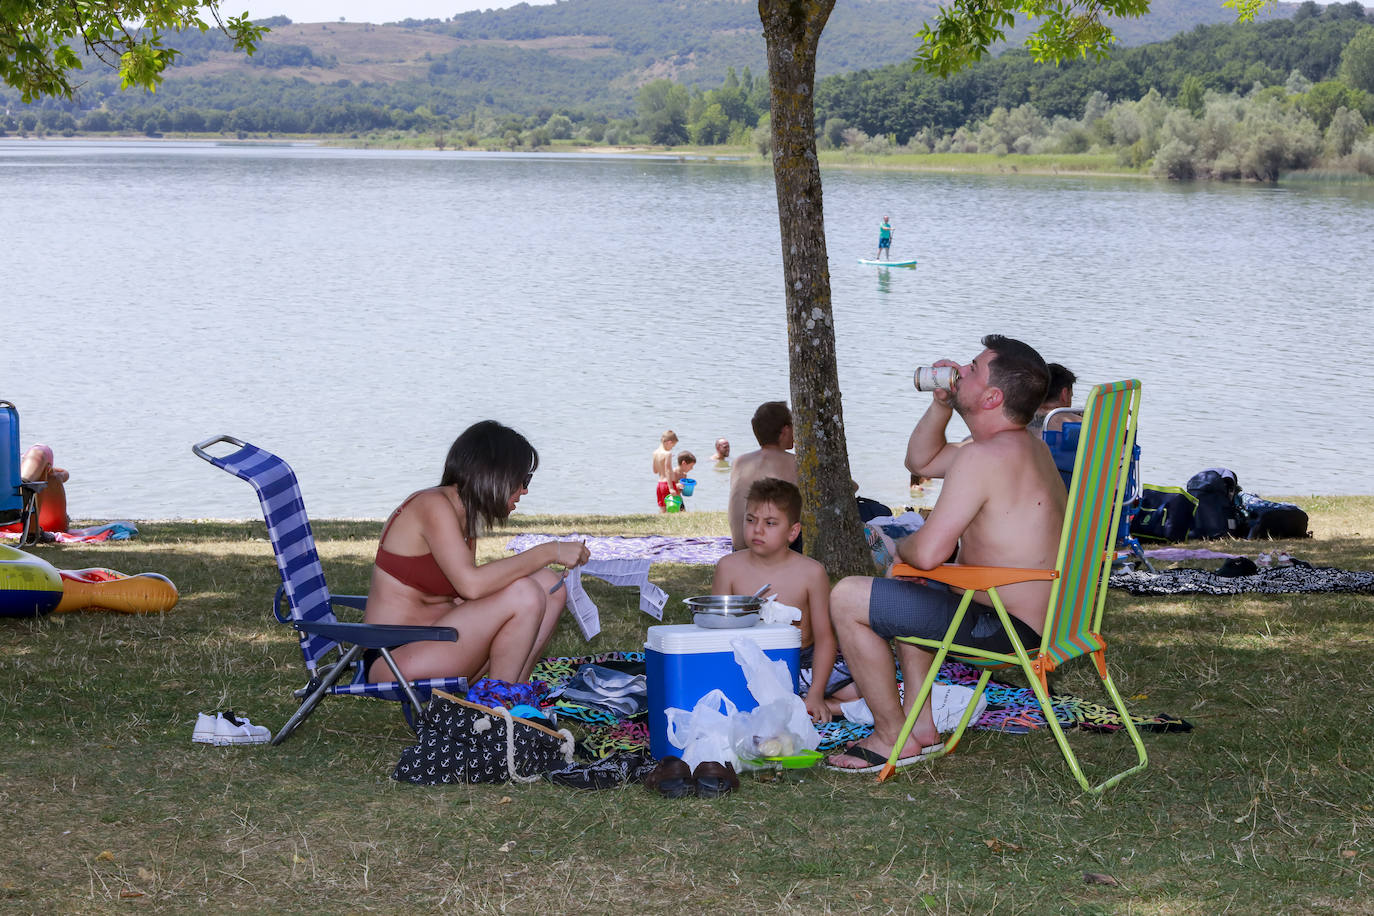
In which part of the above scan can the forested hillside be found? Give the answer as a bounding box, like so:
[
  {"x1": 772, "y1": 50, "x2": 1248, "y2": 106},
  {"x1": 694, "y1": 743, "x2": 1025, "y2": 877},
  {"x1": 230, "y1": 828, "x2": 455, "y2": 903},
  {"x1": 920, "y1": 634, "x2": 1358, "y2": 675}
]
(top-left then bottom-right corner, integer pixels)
[
  {"x1": 815, "y1": 0, "x2": 1372, "y2": 138},
  {"x1": 2, "y1": 0, "x2": 1300, "y2": 124},
  {"x1": 4, "y1": 0, "x2": 1371, "y2": 183}
]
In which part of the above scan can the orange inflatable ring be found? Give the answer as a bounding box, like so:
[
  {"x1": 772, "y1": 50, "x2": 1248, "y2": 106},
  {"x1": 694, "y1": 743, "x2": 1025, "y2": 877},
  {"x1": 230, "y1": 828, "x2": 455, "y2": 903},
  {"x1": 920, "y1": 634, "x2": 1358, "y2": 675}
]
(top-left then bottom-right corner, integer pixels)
[{"x1": 53, "y1": 568, "x2": 179, "y2": 615}]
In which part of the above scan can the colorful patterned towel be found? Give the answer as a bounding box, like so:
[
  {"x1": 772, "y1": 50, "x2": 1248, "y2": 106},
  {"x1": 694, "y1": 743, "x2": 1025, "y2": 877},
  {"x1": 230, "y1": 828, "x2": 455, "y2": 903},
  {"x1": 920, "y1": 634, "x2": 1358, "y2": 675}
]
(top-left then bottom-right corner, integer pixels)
[
  {"x1": 532, "y1": 651, "x2": 650, "y2": 757},
  {"x1": 0, "y1": 521, "x2": 138, "y2": 544},
  {"x1": 531, "y1": 653, "x2": 1190, "y2": 757},
  {"x1": 815, "y1": 661, "x2": 1191, "y2": 752},
  {"x1": 507, "y1": 533, "x2": 731, "y2": 565}
]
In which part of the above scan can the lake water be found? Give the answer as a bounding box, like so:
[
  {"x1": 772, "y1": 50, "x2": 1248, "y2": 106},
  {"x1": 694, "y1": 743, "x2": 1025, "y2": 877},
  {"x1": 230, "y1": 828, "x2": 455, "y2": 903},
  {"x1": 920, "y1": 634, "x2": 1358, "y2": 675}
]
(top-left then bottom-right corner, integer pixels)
[{"x1": 3, "y1": 139, "x2": 1370, "y2": 522}]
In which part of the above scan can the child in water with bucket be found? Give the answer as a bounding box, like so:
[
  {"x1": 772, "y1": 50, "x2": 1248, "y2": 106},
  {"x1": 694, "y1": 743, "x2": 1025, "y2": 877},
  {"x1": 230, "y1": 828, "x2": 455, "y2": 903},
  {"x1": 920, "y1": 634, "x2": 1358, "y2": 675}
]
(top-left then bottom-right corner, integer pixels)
[
  {"x1": 711, "y1": 478, "x2": 857, "y2": 722},
  {"x1": 670, "y1": 451, "x2": 697, "y2": 511}
]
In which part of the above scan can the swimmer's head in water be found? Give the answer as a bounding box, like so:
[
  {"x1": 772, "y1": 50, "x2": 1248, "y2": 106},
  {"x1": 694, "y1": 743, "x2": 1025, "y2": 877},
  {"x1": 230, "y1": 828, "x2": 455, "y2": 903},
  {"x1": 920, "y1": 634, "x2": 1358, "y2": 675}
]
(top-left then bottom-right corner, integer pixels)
[{"x1": 714, "y1": 438, "x2": 730, "y2": 458}]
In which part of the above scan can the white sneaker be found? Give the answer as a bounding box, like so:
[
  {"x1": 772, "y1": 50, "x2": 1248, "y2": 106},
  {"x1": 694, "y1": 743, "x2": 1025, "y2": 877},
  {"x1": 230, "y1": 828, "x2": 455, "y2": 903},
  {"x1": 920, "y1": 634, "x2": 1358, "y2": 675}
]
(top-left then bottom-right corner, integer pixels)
[
  {"x1": 211, "y1": 711, "x2": 272, "y2": 746},
  {"x1": 192, "y1": 712, "x2": 219, "y2": 745}
]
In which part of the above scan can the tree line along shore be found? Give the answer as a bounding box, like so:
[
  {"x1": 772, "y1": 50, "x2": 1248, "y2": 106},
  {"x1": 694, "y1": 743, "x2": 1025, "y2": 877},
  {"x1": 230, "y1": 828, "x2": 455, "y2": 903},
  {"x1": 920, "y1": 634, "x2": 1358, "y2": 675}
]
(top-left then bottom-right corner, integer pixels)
[{"x1": 3, "y1": 3, "x2": 1373, "y2": 182}]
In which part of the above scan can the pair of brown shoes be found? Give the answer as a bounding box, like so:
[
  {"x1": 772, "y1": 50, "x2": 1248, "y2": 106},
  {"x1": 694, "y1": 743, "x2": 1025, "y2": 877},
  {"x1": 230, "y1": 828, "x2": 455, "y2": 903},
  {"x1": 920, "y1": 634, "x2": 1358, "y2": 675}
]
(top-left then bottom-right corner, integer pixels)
[{"x1": 643, "y1": 756, "x2": 739, "y2": 799}]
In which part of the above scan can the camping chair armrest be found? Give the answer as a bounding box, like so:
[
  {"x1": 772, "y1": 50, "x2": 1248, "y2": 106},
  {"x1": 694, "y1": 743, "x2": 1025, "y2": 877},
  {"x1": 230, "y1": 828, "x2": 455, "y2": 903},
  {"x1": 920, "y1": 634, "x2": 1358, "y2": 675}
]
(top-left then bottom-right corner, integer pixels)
[
  {"x1": 891, "y1": 562, "x2": 1057, "y2": 591},
  {"x1": 292, "y1": 620, "x2": 458, "y2": 649},
  {"x1": 329, "y1": 594, "x2": 368, "y2": 612}
]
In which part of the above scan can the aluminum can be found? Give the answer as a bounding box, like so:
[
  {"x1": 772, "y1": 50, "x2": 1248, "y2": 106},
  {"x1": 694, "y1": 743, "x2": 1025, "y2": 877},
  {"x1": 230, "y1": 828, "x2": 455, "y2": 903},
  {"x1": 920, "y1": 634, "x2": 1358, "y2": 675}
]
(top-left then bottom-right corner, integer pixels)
[{"x1": 914, "y1": 366, "x2": 957, "y2": 393}]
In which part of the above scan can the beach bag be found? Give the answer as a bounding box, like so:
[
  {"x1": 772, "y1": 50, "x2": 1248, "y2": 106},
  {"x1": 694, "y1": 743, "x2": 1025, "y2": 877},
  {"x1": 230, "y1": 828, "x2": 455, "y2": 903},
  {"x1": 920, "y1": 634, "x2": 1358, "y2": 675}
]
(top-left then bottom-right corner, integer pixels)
[
  {"x1": 1186, "y1": 468, "x2": 1245, "y2": 539},
  {"x1": 392, "y1": 691, "x2": 574, "y2": 786},
  {"x1": 1130, "y1": 485, "x2": 1197, "y2": 542},
  {"x1": 1240, "y1": 493, "x2": 1311, "y2": 540}
]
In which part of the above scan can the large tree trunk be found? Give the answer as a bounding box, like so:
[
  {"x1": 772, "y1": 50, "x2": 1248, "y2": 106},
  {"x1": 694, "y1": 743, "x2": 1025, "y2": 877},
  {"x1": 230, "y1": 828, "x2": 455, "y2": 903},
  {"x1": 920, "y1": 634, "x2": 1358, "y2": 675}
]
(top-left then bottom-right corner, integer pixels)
[{"x1": 759, "y1": 0, "x2": 868, "y2": 578}]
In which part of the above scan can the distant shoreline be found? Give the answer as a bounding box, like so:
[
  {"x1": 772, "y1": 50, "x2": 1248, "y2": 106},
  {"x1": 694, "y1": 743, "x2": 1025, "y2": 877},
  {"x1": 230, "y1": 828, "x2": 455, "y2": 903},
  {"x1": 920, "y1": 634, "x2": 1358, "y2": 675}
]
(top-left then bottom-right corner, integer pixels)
[
  {"x1": 8, "y1": 134, "x2": 1369, "y2": 183},
  {"x1": 0, "y1": 133, "x2": 1145, "y2": 179}
]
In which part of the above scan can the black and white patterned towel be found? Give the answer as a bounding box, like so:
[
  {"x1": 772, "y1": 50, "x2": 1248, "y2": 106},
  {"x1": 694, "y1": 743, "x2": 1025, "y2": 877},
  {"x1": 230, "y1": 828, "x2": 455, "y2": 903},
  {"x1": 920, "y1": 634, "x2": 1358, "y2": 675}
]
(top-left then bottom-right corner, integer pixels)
[{"x1": 1109, "y1": 565, "x2": 1374, "y2": 596}]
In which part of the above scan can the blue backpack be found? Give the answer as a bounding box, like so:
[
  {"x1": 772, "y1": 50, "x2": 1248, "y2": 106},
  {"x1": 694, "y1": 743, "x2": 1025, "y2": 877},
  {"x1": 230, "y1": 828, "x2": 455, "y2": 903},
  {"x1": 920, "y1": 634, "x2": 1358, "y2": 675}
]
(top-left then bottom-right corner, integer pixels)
[{"x1": 1130, "y1": 484, "x2": 1197, "y2": 542}]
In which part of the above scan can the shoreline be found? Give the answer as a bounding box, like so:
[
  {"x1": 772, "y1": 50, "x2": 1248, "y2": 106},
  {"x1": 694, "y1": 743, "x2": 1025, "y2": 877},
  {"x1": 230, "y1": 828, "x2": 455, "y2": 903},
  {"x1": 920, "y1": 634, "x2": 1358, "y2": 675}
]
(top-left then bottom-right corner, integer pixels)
[
  {"x1": 8, "y1": 134, "x2": 1370, "y2": 182},
  {"x1": 56, "y1": 496, "x2": 1356, "y2": 526},
  {"x1": 0, "y1": 133, "x2": 1152, "y2": 180}
]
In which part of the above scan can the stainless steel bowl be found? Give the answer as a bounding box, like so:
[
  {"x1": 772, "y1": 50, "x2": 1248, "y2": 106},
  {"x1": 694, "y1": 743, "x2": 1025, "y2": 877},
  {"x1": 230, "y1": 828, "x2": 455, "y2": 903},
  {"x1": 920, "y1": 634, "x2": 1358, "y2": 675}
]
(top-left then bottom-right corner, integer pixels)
[
  {"x1": 684, "y1": 595, "x2": 764, "y2": 613},
  {"x1": 684, "y1": 595, "x2": 763, "y2": 628}
]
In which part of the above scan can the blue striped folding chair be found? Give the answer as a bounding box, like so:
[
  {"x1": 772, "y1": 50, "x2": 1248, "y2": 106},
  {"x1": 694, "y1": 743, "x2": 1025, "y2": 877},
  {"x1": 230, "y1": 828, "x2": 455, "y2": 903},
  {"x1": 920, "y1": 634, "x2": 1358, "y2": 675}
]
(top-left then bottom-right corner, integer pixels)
[{"x1": 193, "y1": 435, "x2": 467, "y2": 745}]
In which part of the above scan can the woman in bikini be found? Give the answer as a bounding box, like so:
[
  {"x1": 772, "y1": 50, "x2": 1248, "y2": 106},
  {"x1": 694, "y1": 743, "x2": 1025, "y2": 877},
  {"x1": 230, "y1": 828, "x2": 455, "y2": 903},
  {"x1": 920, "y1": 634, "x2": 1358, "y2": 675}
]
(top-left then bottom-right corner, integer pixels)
[{"x1": 363, "y1": 420, "x2": 590, "y2": 684}]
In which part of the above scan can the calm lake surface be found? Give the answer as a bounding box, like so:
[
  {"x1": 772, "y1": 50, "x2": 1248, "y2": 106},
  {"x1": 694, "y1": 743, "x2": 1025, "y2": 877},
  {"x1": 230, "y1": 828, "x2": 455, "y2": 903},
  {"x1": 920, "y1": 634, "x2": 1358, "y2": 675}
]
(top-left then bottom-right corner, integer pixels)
[{"x1": 3, "y1": 139, "x2": 1370, "y2": 521}]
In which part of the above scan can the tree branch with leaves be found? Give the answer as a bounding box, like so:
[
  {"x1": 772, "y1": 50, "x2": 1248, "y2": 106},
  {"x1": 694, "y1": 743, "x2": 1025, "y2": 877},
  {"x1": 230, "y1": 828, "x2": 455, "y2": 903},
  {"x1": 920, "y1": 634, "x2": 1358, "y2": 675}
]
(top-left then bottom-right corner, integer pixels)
[
  {"x1": 914, "y1": 0, "x2": 1274, "y2": 76},
  {"x1": 0, "y1": 1, "x2": 266, "y2": 102}
]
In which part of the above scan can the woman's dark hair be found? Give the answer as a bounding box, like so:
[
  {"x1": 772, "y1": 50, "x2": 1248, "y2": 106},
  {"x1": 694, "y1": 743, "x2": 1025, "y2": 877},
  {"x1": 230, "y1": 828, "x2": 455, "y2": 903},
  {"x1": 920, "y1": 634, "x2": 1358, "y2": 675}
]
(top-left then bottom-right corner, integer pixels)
[{"x1": 440, "y1": 420, "x2": 538, "y2": 538}]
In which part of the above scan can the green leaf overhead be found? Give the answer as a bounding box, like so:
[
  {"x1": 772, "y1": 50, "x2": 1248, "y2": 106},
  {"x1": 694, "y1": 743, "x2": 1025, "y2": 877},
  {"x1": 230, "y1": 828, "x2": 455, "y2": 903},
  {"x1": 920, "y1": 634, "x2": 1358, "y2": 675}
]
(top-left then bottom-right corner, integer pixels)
[{"x1": 0, "y1": 1, "x2": 266, "y2": 101}]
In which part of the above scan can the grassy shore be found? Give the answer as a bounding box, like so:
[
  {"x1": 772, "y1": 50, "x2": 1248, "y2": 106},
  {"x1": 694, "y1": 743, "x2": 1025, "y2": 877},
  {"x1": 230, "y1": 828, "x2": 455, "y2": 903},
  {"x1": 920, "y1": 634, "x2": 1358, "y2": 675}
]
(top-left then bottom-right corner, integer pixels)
[{"x1": 2, "y1": 500, "x2": 1372, "y2": 913}]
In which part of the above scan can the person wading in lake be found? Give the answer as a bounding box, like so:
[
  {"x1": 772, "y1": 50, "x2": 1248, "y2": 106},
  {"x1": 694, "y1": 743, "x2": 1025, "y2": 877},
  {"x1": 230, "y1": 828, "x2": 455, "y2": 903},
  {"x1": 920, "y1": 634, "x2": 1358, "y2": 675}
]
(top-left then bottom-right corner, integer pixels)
[{"x1": 363, "y1": 420, "x2": 589, "y2": 684}]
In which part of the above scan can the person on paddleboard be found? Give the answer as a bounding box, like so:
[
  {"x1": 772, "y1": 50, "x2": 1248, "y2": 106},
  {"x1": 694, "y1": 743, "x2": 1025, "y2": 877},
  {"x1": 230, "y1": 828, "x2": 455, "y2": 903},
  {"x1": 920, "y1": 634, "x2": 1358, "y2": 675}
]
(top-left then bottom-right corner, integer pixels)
[{"x1": 876, "y1": 216, "x2": 893, "y2": 260}]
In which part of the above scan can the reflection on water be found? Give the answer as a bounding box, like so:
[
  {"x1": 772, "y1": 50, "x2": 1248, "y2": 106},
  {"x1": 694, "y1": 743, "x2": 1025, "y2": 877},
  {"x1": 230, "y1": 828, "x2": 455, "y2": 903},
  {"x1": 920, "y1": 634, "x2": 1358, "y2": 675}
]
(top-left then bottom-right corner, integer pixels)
[
  {"x1": 875, "y1": 267, "x2": 891, "y2": 295},
  {"x1": 3, "y1": 140, "x2": 1370, "y2": 520}
]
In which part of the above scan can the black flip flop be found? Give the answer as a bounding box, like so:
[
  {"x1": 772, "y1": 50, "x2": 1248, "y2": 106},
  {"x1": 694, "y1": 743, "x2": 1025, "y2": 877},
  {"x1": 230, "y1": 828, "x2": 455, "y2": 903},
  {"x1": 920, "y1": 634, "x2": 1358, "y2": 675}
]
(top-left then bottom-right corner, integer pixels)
[{"x1": 824, "y1": 740, "x2": 943, "y2": 774}]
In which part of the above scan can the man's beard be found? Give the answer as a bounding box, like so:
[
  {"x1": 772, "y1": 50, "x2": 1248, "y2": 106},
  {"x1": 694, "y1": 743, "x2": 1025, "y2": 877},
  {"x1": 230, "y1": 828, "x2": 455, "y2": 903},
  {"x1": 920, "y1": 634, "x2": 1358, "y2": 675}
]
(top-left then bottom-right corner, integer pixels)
[{"x1": 950, "y1": 389, "x2": 971, "y2": 419}]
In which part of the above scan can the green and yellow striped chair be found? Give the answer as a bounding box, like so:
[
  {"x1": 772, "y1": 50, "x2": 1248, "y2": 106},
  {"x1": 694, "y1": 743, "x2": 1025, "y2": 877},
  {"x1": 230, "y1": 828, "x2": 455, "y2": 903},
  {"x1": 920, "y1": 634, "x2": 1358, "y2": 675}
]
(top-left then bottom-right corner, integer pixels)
[{"x1": 882, "y1": 379, "x2": 1148, "y2": 794}]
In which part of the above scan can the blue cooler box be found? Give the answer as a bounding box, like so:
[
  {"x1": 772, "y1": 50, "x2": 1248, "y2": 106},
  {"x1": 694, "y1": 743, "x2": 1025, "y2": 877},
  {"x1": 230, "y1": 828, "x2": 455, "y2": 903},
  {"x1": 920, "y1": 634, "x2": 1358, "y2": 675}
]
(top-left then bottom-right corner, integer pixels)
[{"x1": 645, "y1": 623, "x2": 801, "y2": 760}]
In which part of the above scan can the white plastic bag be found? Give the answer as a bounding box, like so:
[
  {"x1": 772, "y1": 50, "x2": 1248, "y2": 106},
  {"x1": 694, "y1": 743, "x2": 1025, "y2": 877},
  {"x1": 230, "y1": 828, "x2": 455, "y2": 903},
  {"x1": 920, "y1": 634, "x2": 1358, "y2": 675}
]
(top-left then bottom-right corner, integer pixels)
[
  {"x1": 728, "y1": 638, "x2": 820, "y2": 770},
  {"x1": 664, "y1": 689, "x2": 740, "y2": 771}
]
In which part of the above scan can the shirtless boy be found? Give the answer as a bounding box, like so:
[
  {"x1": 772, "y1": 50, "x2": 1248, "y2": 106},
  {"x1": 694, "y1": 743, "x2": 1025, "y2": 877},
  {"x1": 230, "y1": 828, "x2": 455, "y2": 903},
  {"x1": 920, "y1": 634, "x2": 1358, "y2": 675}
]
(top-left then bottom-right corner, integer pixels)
[
  {"x1": 713, "y1": 478, "x2": 848, "y2": 723},
  {"x1": 727, "y1": 402, "x2": 798, "y2": 549},
  {"x1": 652, "y1": 429, "x2": 679, "y2": 513},
  {"x1": 674, "y1": 451, "x2": 697, "y2": 509},
  {"x1": 825, "y1": 335, "x2": 1067, "y2": 772}
]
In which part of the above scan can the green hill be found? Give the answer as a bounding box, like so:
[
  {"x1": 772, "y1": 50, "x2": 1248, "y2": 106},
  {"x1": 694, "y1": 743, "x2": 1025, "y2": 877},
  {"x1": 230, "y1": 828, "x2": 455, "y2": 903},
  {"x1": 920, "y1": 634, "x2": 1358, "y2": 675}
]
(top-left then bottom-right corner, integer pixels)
[
  {"x1": 5, "y1": 0, "x2": 1366, "y2": 141},
  {"x1": 2, "y1": 0, "x2": 1308, "y2": 119}
]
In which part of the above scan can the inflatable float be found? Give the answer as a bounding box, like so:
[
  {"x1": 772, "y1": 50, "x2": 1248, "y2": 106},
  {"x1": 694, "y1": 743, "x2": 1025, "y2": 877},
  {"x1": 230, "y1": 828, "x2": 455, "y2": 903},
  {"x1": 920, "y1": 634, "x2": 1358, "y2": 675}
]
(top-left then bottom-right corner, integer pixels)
[{"x1": 0, "y1": 544, "x2": 178, "y2": 617}]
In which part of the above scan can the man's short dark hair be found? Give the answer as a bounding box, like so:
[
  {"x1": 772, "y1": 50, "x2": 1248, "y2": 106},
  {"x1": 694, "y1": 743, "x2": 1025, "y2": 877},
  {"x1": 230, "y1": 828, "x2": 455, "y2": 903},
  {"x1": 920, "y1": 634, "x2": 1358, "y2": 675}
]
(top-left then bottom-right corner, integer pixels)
[
  {"x1": 751, "y1": 401, "x2": 792, "y2": 446},
  {"x1": 746, "y1": 477, "x2": 801, "y2": 525},
  {"x1": 1046, "y1": 363, "x2": 1077, "y2": 402},
  {"x1": 982, "y1": 335, "x2": 1049, "y2": 426}
]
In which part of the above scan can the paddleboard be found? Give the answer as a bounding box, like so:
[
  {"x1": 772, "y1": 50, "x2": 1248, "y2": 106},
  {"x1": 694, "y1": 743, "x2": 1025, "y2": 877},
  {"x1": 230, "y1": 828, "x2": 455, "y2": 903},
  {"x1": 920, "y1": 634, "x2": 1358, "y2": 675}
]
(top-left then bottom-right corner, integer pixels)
[{"x1": 858, "y1": 257, "x2": 918, "y2": 267}]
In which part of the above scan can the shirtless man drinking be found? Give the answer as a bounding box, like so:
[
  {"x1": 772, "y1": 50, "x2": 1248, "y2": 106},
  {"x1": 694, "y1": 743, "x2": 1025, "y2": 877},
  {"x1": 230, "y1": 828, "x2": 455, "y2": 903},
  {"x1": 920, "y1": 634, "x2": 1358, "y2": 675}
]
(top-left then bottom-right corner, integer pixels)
[
  {"x1": 825, "y1": 335, "x2": 1067, "y2": 772},
  {"x1": 727, "y1": 401, "x2": 799, "y2": 550}
]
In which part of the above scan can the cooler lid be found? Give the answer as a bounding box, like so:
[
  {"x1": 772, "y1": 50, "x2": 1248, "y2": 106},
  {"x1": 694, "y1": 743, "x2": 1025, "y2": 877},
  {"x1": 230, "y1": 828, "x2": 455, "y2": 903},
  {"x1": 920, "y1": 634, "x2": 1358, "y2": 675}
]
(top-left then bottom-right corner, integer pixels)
[{"x1": 645, "y1": 623, "x2": 802, "y2": 653}]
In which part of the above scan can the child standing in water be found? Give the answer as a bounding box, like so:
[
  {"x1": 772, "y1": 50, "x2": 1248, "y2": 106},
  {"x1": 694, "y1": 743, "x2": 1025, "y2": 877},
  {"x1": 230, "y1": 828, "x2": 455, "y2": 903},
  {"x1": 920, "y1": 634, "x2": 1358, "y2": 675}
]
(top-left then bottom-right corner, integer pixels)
[
  {"x1": 673, "y1": 451, "x2": 697, "y2": 510},
  {"x1": 652, "y1": 429, "x2": 680, "y2": 513}
]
